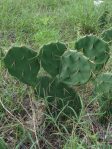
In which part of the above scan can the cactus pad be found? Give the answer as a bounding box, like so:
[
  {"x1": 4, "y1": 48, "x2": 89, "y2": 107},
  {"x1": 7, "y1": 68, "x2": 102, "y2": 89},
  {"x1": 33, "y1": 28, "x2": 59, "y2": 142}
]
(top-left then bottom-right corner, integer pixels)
[
  {"x1": 101, "y1": 28, "x2": 112, "y2": 43},
  {"x1": 4, "y1": 46, "x2": 40, "y2": 86},
  {"x1": 94, "y1": 73, "x2": 112, "y2": 94},
  {"x1": 39, "y1": 42, "x2": 67, "y2": 77},
  {"x1": 75, "y1": 35, "x2": 110, "y2": 71},
  {"x1": 35, "y1": 76, "x2": 82, "y2": 117},
  {"x1": 59, "y1": 50, "x2": 94, "y2": 86}
]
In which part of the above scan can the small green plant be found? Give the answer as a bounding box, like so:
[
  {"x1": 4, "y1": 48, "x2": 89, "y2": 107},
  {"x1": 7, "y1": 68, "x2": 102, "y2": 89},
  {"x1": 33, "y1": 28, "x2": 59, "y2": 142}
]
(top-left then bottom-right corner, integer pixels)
[{"x1": 3, "y1": 34, "x2": 111, "y2": 122}]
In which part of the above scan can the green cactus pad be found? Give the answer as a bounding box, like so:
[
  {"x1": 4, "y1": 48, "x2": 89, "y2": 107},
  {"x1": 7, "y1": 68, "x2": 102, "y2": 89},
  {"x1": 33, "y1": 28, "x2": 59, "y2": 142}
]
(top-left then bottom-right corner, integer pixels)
[
  {"x1": 101, "y1": 28, "x2": 112, "y2": 43},
  {"x1": 0, "y1": 138, "x2": 8, "y2": 149},
  {"x1": 35, "y1": 76, "x2": 54, "y2": 99},
  {"x1": 39, "y1": 42, "x2": 67, "y2": 77},
  {"x1": 75, "y1": 35, "x2": 110, "y2": 70},
  {"x1": 94, "y1": 73, "x2": 112, "y2": 94},
  {"x1": 35, "y1": 76, "x2": 82, "y2": 117},
  {"x1": 4, "y1": 46, "x2": 40, "y2": 86},
  {"x1": 59, "y1": 50, "x2": 94, "y2": 86}
]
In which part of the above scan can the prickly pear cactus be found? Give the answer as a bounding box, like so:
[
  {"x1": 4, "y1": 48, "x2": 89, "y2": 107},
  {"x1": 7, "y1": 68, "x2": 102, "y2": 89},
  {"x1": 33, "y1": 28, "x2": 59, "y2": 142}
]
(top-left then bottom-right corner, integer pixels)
[
  {"x1": 101, "y1": 28, "x2": 112, "y2": 43},
  {"x1": 59, "y1": 50, "x2": 94, "y2": 86},
  {"x1": 75, "y1": 35, "x2": 110, "y2": 71},
  {"x1": 4, "y1": 46, "x2": 40, "y2": 86},
  {"x1": 0, "y1": 138, "x2": 8, "y2": 149},
  {"x1": 94, "y1": 73, "x2": 112, "y2": 123},
  {"x1": 35, "y1": 76, "x2": 82, "y2": 117},
  {"x1": 39, "y1": 42, "x2": 67, "y2": 77}
]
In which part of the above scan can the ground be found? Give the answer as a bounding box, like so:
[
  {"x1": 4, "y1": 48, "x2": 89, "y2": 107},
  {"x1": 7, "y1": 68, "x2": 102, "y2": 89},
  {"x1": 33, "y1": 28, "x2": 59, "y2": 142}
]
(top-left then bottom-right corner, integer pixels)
[{"x1": 0, "y1": 0, "x2": 112, "y2": 148}]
